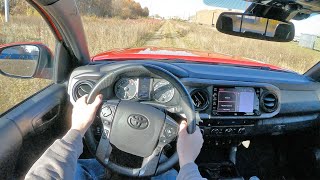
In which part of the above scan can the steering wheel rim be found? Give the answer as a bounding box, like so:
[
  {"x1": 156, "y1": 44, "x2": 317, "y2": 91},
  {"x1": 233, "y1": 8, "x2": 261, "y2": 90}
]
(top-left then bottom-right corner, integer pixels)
[{"x1": 84, "y1": 64, "x2": 196, "y2": 177}]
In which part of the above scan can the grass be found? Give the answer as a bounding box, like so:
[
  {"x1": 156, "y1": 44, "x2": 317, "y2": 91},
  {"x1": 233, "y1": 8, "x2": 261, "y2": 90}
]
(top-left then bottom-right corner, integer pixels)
[
  {"x1": 0, "y1": 15, "x2": 56, "y2": 49},
  {"x1": 0, "y1": 15, "x2": 163, "y2": 114},
  {"x1": 82, "y1": 16, "x2": 163, "y2": 55},
  {"x1": 172, "y1": 21, "x2": 320, "y2": 73},
  {"x1": 0, "y1": 76, "x2": 51, "y2": 115},
  {"x1": 0, "y1": 60, "x2": 50, "y2": 115}
]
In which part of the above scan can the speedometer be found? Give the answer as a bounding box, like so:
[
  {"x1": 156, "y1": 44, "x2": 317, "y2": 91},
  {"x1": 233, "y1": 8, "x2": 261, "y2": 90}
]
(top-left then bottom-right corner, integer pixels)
[
  {"x1": 153, "y1": 80, "x2": 175, "y2": 103},
  {"x1": 114, "y1": 78, "x2": 137, "y2": 100}
]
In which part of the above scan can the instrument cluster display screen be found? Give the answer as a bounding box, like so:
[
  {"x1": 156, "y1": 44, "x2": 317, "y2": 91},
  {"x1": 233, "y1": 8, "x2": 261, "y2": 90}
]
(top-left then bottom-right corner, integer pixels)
[
  {"x1": 216, "y1": 87, "x2": 255, "y2": 113},
  {"x1": 138, "y1": 78, "x2": 151, "y2": 100}
]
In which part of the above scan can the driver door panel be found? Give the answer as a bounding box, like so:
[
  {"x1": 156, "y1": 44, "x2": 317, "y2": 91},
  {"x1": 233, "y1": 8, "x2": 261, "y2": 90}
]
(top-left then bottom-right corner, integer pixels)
[{"x1": 0, "y1": 84, "x2": 68, "y2": 179}]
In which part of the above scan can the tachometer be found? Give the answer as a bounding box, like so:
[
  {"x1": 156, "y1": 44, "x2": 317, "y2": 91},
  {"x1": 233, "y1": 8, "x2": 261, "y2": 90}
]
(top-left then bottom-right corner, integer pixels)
[
  {"x1": 114, "y1": 78, "x2": 137, "y2": 100},
  {"x1": 153, "y1": 80, "x2": 175, "y2": 103}
]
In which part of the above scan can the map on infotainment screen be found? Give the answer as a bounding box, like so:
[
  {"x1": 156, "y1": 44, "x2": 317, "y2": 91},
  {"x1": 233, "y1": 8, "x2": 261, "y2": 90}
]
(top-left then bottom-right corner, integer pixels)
[{"x1": 217, "y1": 87, "x2": 255, "y2": 113}]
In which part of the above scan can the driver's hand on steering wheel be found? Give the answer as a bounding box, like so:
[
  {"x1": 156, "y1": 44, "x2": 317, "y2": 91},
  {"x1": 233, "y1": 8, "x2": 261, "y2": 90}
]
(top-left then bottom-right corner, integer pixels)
[
  {"x1": 71, "y1": 94, "x2": 103, "y2": 137},
  {"x1": 177, "y1": 121, "x2": 204, "y2": 168}
]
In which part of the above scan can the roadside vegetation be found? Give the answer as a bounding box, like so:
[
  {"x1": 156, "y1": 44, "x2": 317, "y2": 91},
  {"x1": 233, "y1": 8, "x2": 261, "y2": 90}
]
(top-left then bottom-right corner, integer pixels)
[
  {"x1": 83, "y1": 17, "x2": 163, "y2": 55},
  {"x1": 171, "y1": 21, "x2": 320, "y2": 73},
  {"x1": 0, "y1": 15, "x2": 162, "y2": 114}
]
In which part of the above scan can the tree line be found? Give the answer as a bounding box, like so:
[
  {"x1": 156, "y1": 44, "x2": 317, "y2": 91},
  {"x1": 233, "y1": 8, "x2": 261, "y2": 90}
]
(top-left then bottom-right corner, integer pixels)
[{"x1": 0, "y1": 0, "x2": 149, "y2": 19}]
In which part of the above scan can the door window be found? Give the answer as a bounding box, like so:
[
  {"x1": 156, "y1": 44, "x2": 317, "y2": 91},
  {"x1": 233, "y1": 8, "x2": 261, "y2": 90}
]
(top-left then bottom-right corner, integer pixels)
[{"x1": 0, "y1": 2, "x2": 55, "y2": 115}]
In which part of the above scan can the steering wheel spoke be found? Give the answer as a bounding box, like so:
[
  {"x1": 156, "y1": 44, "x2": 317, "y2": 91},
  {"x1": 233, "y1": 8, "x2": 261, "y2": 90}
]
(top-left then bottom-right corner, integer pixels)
[
  {"x1": 96, "y1": 135, "x2": 113, "y2": 163},
  {"x1": 95, "y1": 100, "x2": 119, "y2": 163},
  {"x1": 139, "y1": 147, "x2": 163, "y2": 176},
  {"x1": 139, "y1": 116, "x2": 178, "y2": 176}
]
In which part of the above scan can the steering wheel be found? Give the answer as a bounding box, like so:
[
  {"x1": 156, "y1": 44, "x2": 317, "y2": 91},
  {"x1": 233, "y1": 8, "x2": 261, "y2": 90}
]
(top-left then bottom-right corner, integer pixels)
[{"x1": 84, "y1": 64, "x2": 196, "y2": 177}]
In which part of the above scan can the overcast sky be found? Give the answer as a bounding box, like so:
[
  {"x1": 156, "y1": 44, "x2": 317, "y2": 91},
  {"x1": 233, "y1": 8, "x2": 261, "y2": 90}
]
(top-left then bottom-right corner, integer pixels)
[
  {"x1": 292, "y1": 15, "x2": 320, "y2": 36},
  {"x1": 135, "y1": 0, "x2": 249, "y2": 18},
  {"x1": 135, "y1": 0, "x2": 218, "y2": 19}
]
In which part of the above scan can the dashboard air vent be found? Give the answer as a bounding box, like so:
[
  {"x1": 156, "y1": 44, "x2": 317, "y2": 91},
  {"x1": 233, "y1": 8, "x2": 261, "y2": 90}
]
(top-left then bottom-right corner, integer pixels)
[
  {"x1": 261, "y1": 92, "x2": 278, "y2": 113},
  {"x1": 191, "y1": 89, "x2": 209, "y2": 110},
  {"x1": 73, "y1": 81, "x2": 94, "y2": 101}
]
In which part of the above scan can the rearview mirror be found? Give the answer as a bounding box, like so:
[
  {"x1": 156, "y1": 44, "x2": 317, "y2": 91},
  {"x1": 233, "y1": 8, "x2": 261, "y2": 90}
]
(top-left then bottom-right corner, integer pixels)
[
  {"x1": 0, "y1": 43, "x2": 53, "y2": 78},
  {"x1": 216, "y1": 12, "x2": 295, "y2": 42}
]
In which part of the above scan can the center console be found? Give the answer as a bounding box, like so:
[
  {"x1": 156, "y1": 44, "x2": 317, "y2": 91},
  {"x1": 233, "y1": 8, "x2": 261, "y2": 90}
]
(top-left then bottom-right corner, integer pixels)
[
  {"x1": 186, "y1": 82, "x2": 282, "y2": 179},
  {"x1": 198, "y1": 162, "x2": 243, "y2": 180},
  {"x1": 186, "y1": 82, "x2": 281, "y2": 141},
  {"x1": 197, "y1": 146, "x2": 244, "y2": 180}
]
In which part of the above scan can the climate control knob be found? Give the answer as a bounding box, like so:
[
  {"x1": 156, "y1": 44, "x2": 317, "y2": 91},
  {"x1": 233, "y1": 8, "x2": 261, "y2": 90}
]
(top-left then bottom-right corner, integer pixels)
[
  {"x1": 238, "y1": 128, "x2": 246, "y2": 134},
  {"x1": 200, "y1": 129, "x2": 204, "y2": 135},
  {"x1": 211, "y1": 128, "x2": 220, "y2": 134},
  {"x1": 225, "y1": 128, "x2": 233, "y2": 134}
]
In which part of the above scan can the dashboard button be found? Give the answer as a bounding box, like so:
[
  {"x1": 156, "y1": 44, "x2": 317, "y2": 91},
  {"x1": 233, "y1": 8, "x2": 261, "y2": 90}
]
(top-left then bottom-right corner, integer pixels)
[
  {"x1": 225, "y1": 128, "x2": 233, "y2": 133},
  {"x1": 216, "y1": 120, "x2": 223, "y2": 125},
  {"x1": 238, "y1": 128, "x2": 246, "y2": 134},
  {"x1": 254, "y1": 109, "x2": 261, "y2": 116},
  {"x1": 211, "y1": 128, "x2": 220, "y2": 134}
]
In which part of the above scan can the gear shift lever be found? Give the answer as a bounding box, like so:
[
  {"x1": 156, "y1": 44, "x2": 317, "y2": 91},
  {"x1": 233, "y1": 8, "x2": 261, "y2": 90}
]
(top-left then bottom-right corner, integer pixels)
[{"x1": 229, "y1": 146, "x2": 237, "y2": 164}]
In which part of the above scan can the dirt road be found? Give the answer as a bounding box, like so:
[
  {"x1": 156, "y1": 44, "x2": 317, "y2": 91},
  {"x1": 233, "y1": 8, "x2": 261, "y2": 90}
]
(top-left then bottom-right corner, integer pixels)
[{"x1": 145, "y1": 21, "x2": 187, "y2": 48}]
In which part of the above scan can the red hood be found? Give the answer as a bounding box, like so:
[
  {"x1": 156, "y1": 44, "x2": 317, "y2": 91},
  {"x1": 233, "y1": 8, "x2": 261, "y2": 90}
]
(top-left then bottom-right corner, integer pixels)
[{"x1": 92, "y1": 47, "x2": 284, "y2": 71}]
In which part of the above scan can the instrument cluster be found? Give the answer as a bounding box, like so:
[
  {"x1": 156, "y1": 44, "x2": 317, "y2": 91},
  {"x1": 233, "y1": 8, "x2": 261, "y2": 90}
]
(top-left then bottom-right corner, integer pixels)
[{"x1": 114, "y1": 77, "x2": 175, "y2": 103}]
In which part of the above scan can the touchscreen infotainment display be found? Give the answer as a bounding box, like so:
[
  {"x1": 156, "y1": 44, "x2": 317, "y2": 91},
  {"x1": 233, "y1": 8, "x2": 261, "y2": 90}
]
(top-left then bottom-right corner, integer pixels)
[{"x1": 216, "y1": 87, "x2": 255, "y2": 113}]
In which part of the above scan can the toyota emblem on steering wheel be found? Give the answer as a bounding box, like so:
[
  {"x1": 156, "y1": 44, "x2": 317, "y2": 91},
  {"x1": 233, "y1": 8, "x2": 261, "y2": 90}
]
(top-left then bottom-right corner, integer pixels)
[{"x1": 127, "y1": 114, "x2": 149, "y2": 130}]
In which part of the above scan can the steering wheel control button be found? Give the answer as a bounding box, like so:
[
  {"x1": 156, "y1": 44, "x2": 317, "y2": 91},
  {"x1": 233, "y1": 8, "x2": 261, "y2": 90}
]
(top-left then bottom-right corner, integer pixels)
[
  {"x1": 103, "y1": 120, "x2": 111, "y2": 126},
  {"x1": 164, "y1": 126, "x2": 176, "y2": 138},
  {"x1": 102, "y1": 129, "x2": 109, "y2": 139},
  {"x1": 159, "y1": 120, "x2": 179, "y2": 145},
  {"x1": 101, "y1": 106, "x2": 112, "y2": 117},
  {"x1": 159, "y1": 136, "x2": 167, "y2": 143},
  {"x1": 127, "y1": 114, "x2": 149, "y2": 130},
  {"x1": 100, "y1": 106, "x2": 114, "y2": 122},
  {"x1": 100, "y1": 102, "x2": 119, "y2": 129}
]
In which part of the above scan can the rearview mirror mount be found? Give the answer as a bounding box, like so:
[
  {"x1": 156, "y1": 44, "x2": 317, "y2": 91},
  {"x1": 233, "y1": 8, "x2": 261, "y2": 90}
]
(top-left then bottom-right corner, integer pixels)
[{"x1": 216, "y1": 12, "x2": 295, "y2": 42}]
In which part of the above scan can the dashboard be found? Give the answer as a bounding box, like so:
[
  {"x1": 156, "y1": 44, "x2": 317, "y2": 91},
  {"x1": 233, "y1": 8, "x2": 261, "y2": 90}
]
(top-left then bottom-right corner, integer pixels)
[
  {"x1": 72, "y1": 77, "x2": 180, "y2": 108},
  {"x1": 68, "y1": 61, "x2": 320, "y2": 145}
]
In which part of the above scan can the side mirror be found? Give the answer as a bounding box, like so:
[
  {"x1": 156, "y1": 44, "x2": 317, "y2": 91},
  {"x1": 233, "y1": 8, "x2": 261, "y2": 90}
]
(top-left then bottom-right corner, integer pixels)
[
  {"x1": 0, "y1": 43, "x2": 53, "y2": 79},
  {"x1": 217, "y1": 12, "x2": 295, "y2": 42}
]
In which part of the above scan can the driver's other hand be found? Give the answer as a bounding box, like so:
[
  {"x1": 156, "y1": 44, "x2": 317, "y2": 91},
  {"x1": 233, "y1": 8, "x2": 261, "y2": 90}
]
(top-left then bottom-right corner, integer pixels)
[
  {"x1": 71, "y1": 94, "x2": 103, "y2": 137},
  {"x1": 177, "y1": 120, "x2": 204, "y2": 168}
]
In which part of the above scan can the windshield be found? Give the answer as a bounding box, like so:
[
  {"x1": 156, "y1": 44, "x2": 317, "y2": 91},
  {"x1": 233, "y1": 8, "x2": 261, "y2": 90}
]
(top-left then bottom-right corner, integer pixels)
[{"x1": 77, "y1": 0, "x2": 320, "y2": 74}]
